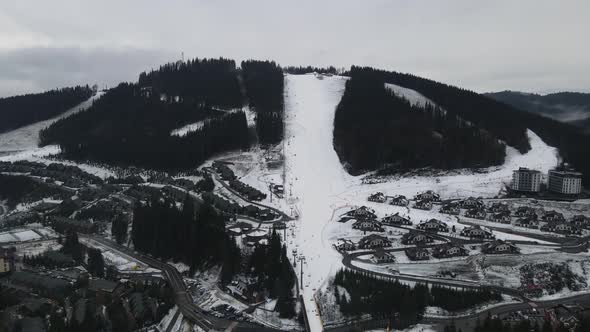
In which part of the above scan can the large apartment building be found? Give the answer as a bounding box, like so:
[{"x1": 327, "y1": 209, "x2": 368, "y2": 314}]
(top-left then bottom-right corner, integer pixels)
[
  {"x1": 548, "y1": 169, "x2": 583, "y2": 194},
  {"x1": 512, "y1": 167, "x2": 541, "y2": 192}
]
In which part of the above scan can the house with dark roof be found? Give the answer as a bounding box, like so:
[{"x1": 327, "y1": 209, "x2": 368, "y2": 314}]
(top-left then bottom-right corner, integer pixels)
[
  {"x1": 460, "y1": 225, "x2": 494, "y2": 239},
  {"x1": 542, "y1": 210, "x2": 565, "y2": 222},
  {"x1": 432, "y1": 243, "x2": 468, "y2": 258},
  {"x1": 381, "y1": 213, "x2": 411, "y2": 226},
  {"x1": 488, "y1": 211, "x2": 511, "y2": 224},
  {"x1": 368, "y1": 192, "x2": 387, "y2": 203},
  {"x1": 487, "y1": 202, "x2": 509, "y2": 213},
  {"x1": 572, "y1": 215, "x2": 590, "y2": 229},
  {"x1": 465, "y1": 208, "x2": 486, "y2": 220},
  {"x1": 345, "y1": 206, "x2": 377, "y2": 219},
  {"x1": 413, "y1": 200, "x2": 433, "y2": 211},
  {"x1": 416, "y1": 219, "x2": 448, "y2": 232},
  {"x1": 352, "y1": 219, "x2": 384, "y2": 232},
  {"x1": 440, "y1": 203, "x2": 460, "y2": 215},
  {"x1": 390, "y1": 195, "x2": 409, "y2": 206},
  {"x1": 405, "y1": 247, "x2": 430, "y2": 261},
  {"x1": 481, "y1": 240, "x2": 520, "y2": 254},
  {"x1": 515, "y1": 216, "x2": 539, "y2": 229},
  {"x1": 458, "y1": 197, "x2": 484, "y2": 209},
  {"x1": 541, "y1": 221, "x2": 581, "y2": 235},
  {"x1": 414, "y1": 190, "x2": 440, "y2": 202},
  {"x1": 515, "y1": 206, "x2": 537, "y2": 218},
  {"x1": 334, "y1": 239, "x2": 356, "y2": 251},
  {"x1": 371, "y1": 249, "x2": 395, "y2": 264},
  {"x1": 401, "y1": 231, "x2": 434, "y2": 245},
  {"x1": 358, "y1": 234, "x2": 391, "y2": 249}
]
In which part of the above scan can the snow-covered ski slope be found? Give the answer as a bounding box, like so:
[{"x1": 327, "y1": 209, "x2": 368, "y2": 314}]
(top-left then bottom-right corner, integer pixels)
[
  {"x1": 0, "y1": 92, "x2": 103, "y2": 153},
  {"x1": 284, "y1": 73, "x2": 354, "y2": 331},
  {"x1": 385, "y1": 82, "x2": 438, "y2": 108},
  {"x1": 284, "y1": 73, "x2": 559, "y2": 330}
]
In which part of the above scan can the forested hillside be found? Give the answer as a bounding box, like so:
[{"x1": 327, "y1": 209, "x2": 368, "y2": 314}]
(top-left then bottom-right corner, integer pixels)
[
  {"x1": 346, "y1": 67, "x2": 590, "y2": 185},
  {"x1": 39, "y1": 58, "x2": 250, "y2": 170},
  {"x1": 241, "y1": 60, "x2": 284, "y2": 144},
  {"x1": 333, "y1": 69, "x2": 506, "y2": 174},
  {"x1": 0, "y1": 86, "x2": 93, "y2": 133}
]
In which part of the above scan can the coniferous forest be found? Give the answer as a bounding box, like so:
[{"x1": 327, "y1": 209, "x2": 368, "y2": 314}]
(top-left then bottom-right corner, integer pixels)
[
  {"x1": 333, "y1": 269, "x2": 501, "y2": 329},
  {"x1": 39, "y1": 58, "x2": 252, "y2": 170},
  {"x1": 346, "y1": 66, "x2": 590, "y2": 185},
  {"x1": 131, "y1": 195, "x2": 241, "y2": 281},
  {"x1": 241, "y1": 60, "x2": 285, "y2": 144},
  {"x1": 0, "y1": 85, "x2": 93, "y2": 133},
  {"x1": 333, "y1": 69, "x2": 506, "y2": 174}
]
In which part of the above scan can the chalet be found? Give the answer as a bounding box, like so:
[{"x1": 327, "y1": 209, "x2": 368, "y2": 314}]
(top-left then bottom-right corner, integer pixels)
[
  {"x1": 481, "y1": 240, "x2": 520, "y2": 254},
  {"x1": 487, "y1": 202, "x2": 509, "y2": 213},
  {"x1": 572, "y1": 215, "x2": 590, "y2": 229},
  {"x1": 515, "y1": 206, "x2": 537, "y2": 218},
  {"x1": 368, "y1": 192, "x2": 387, "y2": 203},
  {"x1": 243, "y1": 229, "x2": 268, "y2": 246},
  {"x1": 515, "y1": 216, "x2": 539, "y2": 229},
  {"x1": 334, "y1": 239, "x2": 356, "y2": 251},
  {"x1": 390, "y1": 195, "x2": 409, "y2": 206},
  {"x1": 541, "y1": 222, "x2": 580, "y2": 235},
  {"x1": 405, "y1": 247, "x2": 430, "y2": 261},
  {"x1": 465, "y1": 208, "x2": 486, "y2": 220},
  {"x1": 401, "y1": 231, "x2": 434, "y2": 245},
  {"x1": 488, "y1": 211, "x2": 511, "y2": 224},
  {"x1": 352, "y1": 219, "x2": 384, "y2": 232},
  {"x1": 440, "y1": 203, "x2": 460, "y2": 215},
  {"x1": 371, "y1": 249, "x2": 396, "y2": 264},
  {"x1": 413, "y1": 200, "x2": 433, "y2": 211},
  {"x1": 432, "y1": 243, "x2": 468, "y2": 258},
  {"x1": 381, "y1": 213, "x2": 412, "y2": 226},
  {"x1": 460, "y1": 225, "x2": 493, "y2": 239},
  {"x1": 414, "y1": 190, "x2": 440, "y2": 202},
  {"x1": 345, "y1": 206, "x2": 377, "y2": 220},
  {"x1": 416, "y1": 219, "x2": 449, "y2": 232},
  {"x1": 458, "y1": 197, "x2": 484, "y2": 209},
  {"x1": 358, "y1": 234, "x2": 391, "y2": 249},
  {"x1": 541, "y1": 210, "x2": 565, "y2": 222}
]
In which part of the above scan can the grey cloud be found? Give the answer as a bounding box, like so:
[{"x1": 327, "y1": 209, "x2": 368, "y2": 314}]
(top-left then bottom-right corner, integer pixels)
[{"x1": 0, "y1": 47, "x2": 174, "y2": 97}]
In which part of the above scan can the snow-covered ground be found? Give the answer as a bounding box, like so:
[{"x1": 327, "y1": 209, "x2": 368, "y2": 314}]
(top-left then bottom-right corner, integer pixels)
[
  {"x1": 385, "y1": 83, "x2": 438, "y2": 109},
  {"x1": 170, "y1": 121, "x2": 206, "y2": 137},
  {"x1": 283, "y1": 73, "x2": 350, "y2": 331},
  {"x1": 0, "y1": 92, "x2": 103, "y2": 153},
  {"x1": 282, "y1": 73, "x2": 566, "y2": 330}
]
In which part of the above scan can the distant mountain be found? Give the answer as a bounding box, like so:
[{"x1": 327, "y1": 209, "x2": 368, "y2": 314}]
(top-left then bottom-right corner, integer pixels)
[{"x1": 485, "y1": 91, "x2": 590, "y2": 133}]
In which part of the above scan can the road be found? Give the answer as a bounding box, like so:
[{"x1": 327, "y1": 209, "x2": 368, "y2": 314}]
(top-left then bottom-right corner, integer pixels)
[
  {"x1": 83, "y1": 235, "x2": 284, "y2": 332},
  {"x1": 205, "y1": 168, "x2": 293, "y2": 223}
]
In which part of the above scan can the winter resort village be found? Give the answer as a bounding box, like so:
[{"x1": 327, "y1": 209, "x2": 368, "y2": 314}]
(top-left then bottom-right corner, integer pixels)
[{"x1": 1, "y1": 63, "x2": 590, "y2": 332}]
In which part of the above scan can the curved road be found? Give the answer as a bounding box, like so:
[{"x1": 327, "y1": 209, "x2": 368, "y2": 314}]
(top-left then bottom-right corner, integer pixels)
[{"x1": 84, "y1": 235, "x2": 284, "y2": 332}]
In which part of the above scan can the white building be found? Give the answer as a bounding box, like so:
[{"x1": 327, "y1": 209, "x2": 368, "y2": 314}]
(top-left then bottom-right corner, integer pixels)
[
  {"x1": 548, "y1": 169, "x2": 582, "y2": 195},
  {"x1": 511, "y1": 167, "x2": 541, "y2": 192}
]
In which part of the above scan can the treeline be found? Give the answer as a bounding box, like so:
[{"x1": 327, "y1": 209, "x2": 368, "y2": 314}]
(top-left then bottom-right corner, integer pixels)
[
  {"x1": 334, "y1": 269, "x2": 501, "y2": 329},
  {"x1": 284, "y1": 65, "x2": 339, "y2": 75},
  {"x1": 353, "y1": 66, "x2": 590, "y2": 186},
  {"x1": 248, "y1": 229, "x2": 296, "y2": 317},
  {"x1": 241, "y1": 60, "x2": 284, "y2": 144},
  {"x1": 445, "y1": 312, "x2": 590, "y2": 332},
  {"x1": 0, "y1": 174, "x2": 70, "y2": 209},
  {"x1": 131, "y1": 196, "x2": 241, "y2": 280},
  {"x1": 138, "y1": 57, "x2": 243, "y2": 109},
  {"x1": 333, "y1": 70, "x2": 505, "y2": 174},
  {"x1": 0, "y1": 85, "x2": 93, "y2": 133},
  {"x1": 39, "y1": 82, "x2": 249, "y2": 170}
]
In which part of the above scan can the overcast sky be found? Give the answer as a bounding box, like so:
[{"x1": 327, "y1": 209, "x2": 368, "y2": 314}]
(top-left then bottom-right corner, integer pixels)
[{"x1": 0, "y1": 0, "x2": 588, "y2": 97}]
